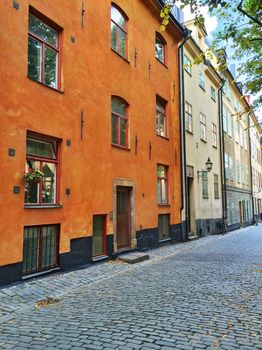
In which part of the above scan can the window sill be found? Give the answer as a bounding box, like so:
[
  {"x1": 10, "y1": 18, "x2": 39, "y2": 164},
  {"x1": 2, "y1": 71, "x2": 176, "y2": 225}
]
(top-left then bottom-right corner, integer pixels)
[
  {"x1": 199, "y1": 85, "x2": 205, "y2": 92},
  {"x1": 212, "y1": 145, "x2": 218, "y2": 149},
  {"x1": 92, "y1": 255, "x2": 108, "y2": 262},
  {"x1": 22, "y1": 267, "x2": 60, "y2": 279},
  {"x1": 27, "y1": 76, "x2": 63, "y2": 93},
  {"x1": 111, "y1": 143, "x2": 130, "y2": 151},
  {"x1": 202, "y1": 196, "x2": 209, "y2": 199},
  {"x1": 158, "y1": 237, "x2": 171, "y2": 243},
  {"x1": 24, "y1": 204, "x2": 63, "y2": 209},
  {"x1": 211, "y1": 97, "x2": 216, "y2": 102},
  {"x1": 111, "y1": 48, "x2": 130, "y2": 64},
  {"x1": 158, "y1": 203, "x2": 170, "y2": 207},
  {"x1": 200, "y1": 138, "x2": 207, "y2": 143},
  {"x1": 214, "y1": 197, "x2": 220, "y2": 199},
  {"x1": 155, "y1": 57, "x2": 168, "y2": 69},
  {"x1": 156, "y1": 133, "x2": 169, "y2": 140},
  {"x1": 186, "y1": 129, "x2": 193, "y2": 135}
]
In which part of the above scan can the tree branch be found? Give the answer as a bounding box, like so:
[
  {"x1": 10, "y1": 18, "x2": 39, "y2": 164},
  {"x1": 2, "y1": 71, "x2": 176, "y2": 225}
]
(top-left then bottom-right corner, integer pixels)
[{"x1": 237, "y1": 0, "x2": 262, "y2": 26}]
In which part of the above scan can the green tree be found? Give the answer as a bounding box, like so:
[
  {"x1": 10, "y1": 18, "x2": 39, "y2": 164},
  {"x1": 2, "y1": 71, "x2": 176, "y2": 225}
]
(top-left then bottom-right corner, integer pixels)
[{"x1": 161, "y1": 0, "x2": 262, "y2": 110}]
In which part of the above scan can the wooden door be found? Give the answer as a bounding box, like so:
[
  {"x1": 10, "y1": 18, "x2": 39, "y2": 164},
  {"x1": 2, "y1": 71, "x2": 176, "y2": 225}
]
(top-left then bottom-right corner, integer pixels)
[{"x1": 116, "y1": 187, "x2": 131, "y2": 250}]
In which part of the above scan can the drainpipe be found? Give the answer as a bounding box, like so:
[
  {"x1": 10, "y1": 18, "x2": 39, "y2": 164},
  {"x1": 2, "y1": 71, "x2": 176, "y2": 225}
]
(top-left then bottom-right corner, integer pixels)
[
  {"x1": 178, "y1": 28, "x2": 191, "y2": 241},
  {"x1": 247, "y1": 112, "x2": 255, "y2": 224},
  {"x1": 218, "y1": 79, "x2": 227, "y2": 233}
]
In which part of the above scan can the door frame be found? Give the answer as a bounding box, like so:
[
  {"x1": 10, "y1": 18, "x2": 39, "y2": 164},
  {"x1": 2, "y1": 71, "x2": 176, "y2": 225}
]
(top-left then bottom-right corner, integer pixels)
[{"x1": 113, "y1": 179, "x2": 136, "y2": 252}]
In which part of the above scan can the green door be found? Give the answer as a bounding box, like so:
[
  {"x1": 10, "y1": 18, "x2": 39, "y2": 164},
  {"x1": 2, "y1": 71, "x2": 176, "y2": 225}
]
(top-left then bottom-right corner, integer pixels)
[{"x1": 92, "y1": 215, "x2": 106, "y2": 256}]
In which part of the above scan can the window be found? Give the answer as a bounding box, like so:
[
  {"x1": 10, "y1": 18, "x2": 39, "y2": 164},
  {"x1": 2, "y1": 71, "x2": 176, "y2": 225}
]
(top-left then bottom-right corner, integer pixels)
[
  {"x1": 225, "y1": 153, "x2": 229, "y2": 179},
  {"x1": 240, "y1": 126, "x2": 244, "y2": 147},
  {"x1": 229, "y1": 156, "x2": 234, "y2": 180},
  {"x1": 155, "y1": 33, "x2": 166, "y2": 64},
  {"x1": 111, "y1": 97, "x2": 128, "y2": 147},
  {"x1": 224, "y1": 80, "x2": 231, "y2": 100},
  {"x1": 245, "y1": 166, "x2": 249, "y2": 185},
  {"x1": 223, "y1": 105, "x2": 227, "y2": 133},
  {"x1": 236, "y1": 160, "x2": 240, "y2": 183},
  {"x1": 200, "y1": 113, "x2": 206, "y2": 141},
  {"x1": 244, "y1": 130, "x2": 248, "y2": 150},
  {"x1": 211, "y1": 86, "x2": 216, "y2": 101},
  {"x1": 111, "y1": 5, "x2": 128, "y2": 58},
  {"x1": 214, "y1": 174, "x2": 219, "y2": 199},
  {"x1": 158, "y1": 214, "x2": 170, "y2": 240},
  {"x1": 202, "y1": 172, "x2": 208, "y2": 198},
  {"x1": 212, "y1": 123, "x2": 217, "y2": 147},
  {"x1": 25, "y1": 134, "x2": 59, "y2": 205},
  {"x1": 183, "y1": 54, "x2": 192, "y2": 75},
  {"x1": 156, "y1": 96, "x2": 167, "y2": 137},
  {"x1": 235, "y1": 121, "x2": 239, "y2": 143},
  {"x1": 28, "y1": 12, "x2": 60, "y2": 89},
  {"x1": 185, "y1": 102, "x2": 193, "y2": 133},
  {"x1": 23, "y1": 225, "x2": 59, "y2": 274},
  {"x1": 241, "y1": 164, "x2": 245, "y2": 184},
  {"x1": 198, "y1": 72, "x2": 205, "y2": 90},
  {"x1": 228, "y1": 113, "x2": 232, "y2": 137},
  {"x1": 157, "y1": 165, "x2": 168, "y2": 204}
]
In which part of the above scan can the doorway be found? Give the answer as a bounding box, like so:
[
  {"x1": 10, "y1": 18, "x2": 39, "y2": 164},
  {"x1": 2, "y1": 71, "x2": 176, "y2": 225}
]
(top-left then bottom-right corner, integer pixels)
[
  {"x1": 92, "y1": 215, "x2": 106, "y2": 257},
  {"x1": 116, "y1": 187, "x2": 131, "y2": 250}
]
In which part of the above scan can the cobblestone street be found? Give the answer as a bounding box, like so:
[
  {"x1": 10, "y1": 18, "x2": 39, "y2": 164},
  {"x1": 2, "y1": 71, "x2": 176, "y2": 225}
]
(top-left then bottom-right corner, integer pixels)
[{"x1": 0, "y1": 225, "x2": 261, "y2": 350}]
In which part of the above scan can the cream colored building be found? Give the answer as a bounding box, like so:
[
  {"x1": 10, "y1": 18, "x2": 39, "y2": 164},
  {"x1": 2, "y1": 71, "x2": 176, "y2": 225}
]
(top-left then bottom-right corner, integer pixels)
[
  {"x1": 182, "y1": 20, "x2": 223, "y2": 237},
  {"x1": 221, "y1": 69, "x2": 253, "y2": 229},
  {"x1": 250, "y1": 114, "x2": 262, "y2": 220}
]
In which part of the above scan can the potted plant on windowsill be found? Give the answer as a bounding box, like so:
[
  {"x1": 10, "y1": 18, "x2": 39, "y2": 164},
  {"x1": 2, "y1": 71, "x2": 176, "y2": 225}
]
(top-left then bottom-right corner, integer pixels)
[{"x1": 24, "y1": 169, "x2": 44, "y2": 184}]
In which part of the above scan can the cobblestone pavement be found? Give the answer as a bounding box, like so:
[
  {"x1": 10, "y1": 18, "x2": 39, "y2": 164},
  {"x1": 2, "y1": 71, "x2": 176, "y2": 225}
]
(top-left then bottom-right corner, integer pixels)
[{"x1": 0, "y1": 224, "x2": 261, "y2": 349}]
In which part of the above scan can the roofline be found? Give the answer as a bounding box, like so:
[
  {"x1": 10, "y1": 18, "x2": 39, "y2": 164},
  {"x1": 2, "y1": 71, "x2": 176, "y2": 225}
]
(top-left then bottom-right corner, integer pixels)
[{"x1": 186, "y1": 36, "x2": 223, "y2": 84}]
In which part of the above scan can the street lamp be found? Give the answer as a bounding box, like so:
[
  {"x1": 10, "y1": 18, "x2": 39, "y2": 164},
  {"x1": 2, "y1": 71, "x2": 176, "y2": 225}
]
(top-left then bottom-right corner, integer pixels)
[{"x1": 197, "y1": 157, "x2": 213, "y2": 177}]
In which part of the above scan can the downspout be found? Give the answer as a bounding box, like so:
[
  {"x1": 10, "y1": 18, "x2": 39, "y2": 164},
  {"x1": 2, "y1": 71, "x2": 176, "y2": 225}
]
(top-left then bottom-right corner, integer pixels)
[
  {"x1": 247, "y1": 112, "x2": 255, "y2": 223},
  {"x1": 178, "y1": 29, "x2": 191, "y2": 241},
  {"x1": 218, "y1": 79, "x2": 227, "y2": 233}
]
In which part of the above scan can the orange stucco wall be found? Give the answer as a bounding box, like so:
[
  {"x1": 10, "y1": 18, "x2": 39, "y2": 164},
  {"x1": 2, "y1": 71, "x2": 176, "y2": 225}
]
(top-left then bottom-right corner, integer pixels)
[{"x1": 0, "y1": 0, "x2": 182, "y2": 266}]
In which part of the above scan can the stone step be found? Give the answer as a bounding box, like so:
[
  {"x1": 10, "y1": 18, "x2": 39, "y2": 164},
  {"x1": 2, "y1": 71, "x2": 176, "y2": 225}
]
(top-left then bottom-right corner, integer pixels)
[{"x1": 118, "y1": 252, "x2": 149, "y2": 264}]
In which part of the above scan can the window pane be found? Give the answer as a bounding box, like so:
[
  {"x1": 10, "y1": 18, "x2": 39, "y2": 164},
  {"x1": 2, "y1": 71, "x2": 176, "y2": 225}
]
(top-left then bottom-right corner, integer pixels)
[
  {"x1": 111, "y1": 114, "x2": 118, "y2": 144},
  {"x1": 29, "y1": 13, "x2": 58, "y2": 47},
  {"x1": 23, "y1": 227, "x2": 39, "y2": 273},
  {"x1": 111, "y1": 22, "x2": 117, "y2": 51},
  {"x1": 93, "y1": 216, "x2": 105, "y2": 256},
  {"x1": 161, "y1": 179, "x2": 167, "y2": 202},
  {"x1": 42, "y1": 162, "x2": 56, "y2": 203},
  {"x1": 156, "y1": 111, "x2": 166, "y2": 136},
  {"x1": 44, "y1": 46, "x2": 58, "y2": 88},
  {"x1": 157, "y1": 165, "x2": 166, "y2": 178},
  {"x1": 28, "y1": 36, "x2": 42, "y2": 82},
  {"x1": 24, "y1": 160, "x2": 40, "y2": 204},
  {"x1": 27, "y1": 138, "x2": 56, "y2": 159},
  {"x1": 119, "y1": 30, "x2": 126, "y2": 57},
  {"x1": 156, "y1": 98, "x2": 165, "y2": 112},
  {"x1": 157, "y1": 180, "x2": 161, "y2": 202},
  {"x1": 111, "y1": 6, "x2": 126, "y2": 29},
  {"x1": 120, "y1": 118, "x2": 127, "y2": 146},
  {"x1": 155, "y1": 42, "x2": 164, "y2": 62},
  {"x1": 112, "y1": 98, "x2": 126, "y2": 116},
  {"x1": 42, "y1": 226, "x2": 57, "y2": 268}
]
